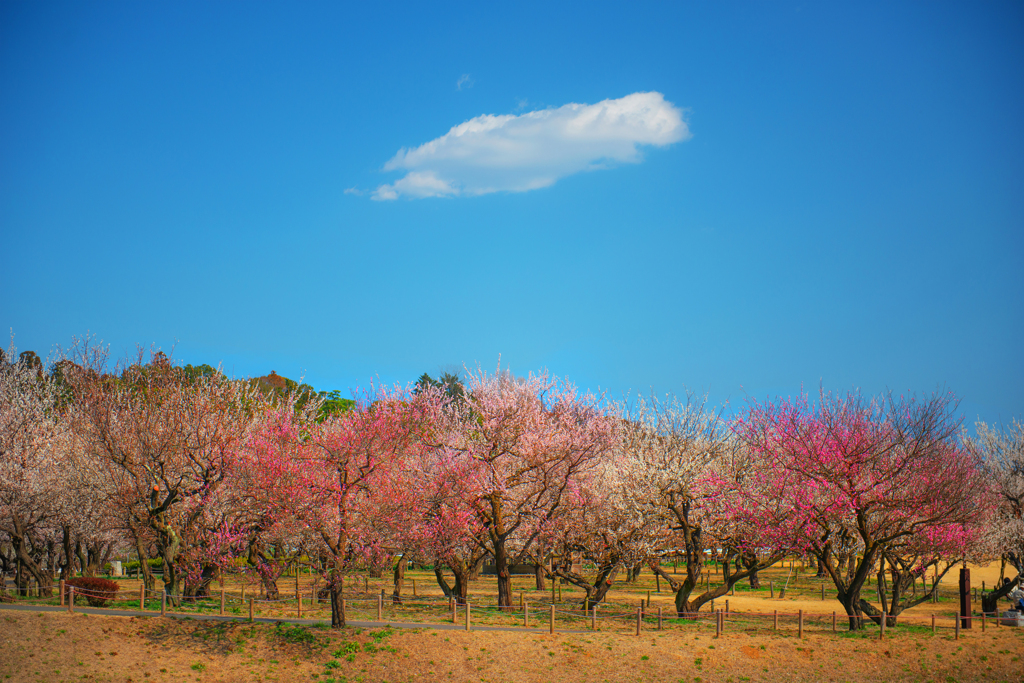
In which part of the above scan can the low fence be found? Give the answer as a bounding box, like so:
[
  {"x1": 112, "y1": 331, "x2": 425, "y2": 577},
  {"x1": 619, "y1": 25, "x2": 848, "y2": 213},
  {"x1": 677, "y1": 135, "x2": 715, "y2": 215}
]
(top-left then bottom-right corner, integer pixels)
[{"x1": 40, "y1": 579, "x2": 1015, "y2": 639}]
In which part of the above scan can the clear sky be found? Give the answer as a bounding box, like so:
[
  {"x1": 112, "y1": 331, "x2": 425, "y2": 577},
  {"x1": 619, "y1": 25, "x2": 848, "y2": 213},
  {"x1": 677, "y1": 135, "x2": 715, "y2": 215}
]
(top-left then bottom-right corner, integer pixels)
[{"x1": 2, "y1": 1, "x2": 1022, "y2": 426}]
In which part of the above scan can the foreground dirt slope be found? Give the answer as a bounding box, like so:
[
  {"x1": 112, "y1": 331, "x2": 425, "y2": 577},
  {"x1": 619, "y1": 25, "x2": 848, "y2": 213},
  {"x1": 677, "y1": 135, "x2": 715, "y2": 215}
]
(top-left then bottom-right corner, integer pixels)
[{"x1": 1, "y1": 612, "x2": 1021, "y2": 683}]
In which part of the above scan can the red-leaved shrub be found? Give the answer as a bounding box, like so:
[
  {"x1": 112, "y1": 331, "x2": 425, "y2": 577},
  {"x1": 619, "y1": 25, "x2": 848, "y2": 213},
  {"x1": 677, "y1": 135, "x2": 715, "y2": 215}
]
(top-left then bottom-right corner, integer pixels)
[{"x1": 65, "y1": 577, "x2": 120, "y2": 607}]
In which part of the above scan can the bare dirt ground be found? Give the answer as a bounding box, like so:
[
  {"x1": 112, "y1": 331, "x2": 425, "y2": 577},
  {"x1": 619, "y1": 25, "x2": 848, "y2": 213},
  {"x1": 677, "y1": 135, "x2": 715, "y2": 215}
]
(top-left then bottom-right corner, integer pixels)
[
  {"x1": 2, "y1": 609, "x2": 1022, "y2": 683},
  {"x1": 3, "y1": 560, "x2": 1020, "y2": 682}
]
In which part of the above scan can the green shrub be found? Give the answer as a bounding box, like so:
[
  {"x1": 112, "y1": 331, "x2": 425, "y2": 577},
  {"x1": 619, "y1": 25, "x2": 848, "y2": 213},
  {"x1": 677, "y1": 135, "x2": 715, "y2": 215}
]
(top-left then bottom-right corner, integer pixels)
[{"x1": 123, "y1": 558, "x2": 164, "y2": 573}]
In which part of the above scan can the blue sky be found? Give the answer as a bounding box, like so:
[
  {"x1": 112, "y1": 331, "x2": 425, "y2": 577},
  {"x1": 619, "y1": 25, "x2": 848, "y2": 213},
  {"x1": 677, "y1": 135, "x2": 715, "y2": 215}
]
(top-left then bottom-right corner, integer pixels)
[{"x1": 2, "y1": 1, "x2": 1022, "y2": 426}]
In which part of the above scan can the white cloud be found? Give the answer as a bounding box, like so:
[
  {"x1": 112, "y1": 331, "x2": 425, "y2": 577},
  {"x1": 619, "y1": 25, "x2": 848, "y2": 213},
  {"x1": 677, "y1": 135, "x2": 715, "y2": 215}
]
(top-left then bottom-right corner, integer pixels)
[
  {"x1": 372, "y1": 92, "x2": 688, "y2": 200},
  {"x1": 456, "y1": 74, "x2": 474, "y2": 90}
]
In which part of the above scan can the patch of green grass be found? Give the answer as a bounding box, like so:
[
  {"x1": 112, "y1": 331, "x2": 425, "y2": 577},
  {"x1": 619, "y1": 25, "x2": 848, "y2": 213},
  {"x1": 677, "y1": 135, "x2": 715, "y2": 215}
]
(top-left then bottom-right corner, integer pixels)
[
  {"x1": 274, "y1": 622, "x2": 328, "y2": 651},
  {"x1": 332, "y1": 641, "x2": 360, "y2": 662}
]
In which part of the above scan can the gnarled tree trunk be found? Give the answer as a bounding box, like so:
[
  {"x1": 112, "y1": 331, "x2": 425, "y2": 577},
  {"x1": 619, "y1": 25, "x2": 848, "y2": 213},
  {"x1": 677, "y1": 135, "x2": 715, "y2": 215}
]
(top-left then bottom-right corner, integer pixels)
[{"x1": 392, "y1": 555, "x2": 405, "y2": 604}]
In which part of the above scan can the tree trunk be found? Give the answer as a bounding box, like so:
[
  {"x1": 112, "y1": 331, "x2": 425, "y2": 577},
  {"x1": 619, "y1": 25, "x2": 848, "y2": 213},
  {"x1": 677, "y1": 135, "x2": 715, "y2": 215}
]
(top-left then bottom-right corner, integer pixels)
[
  {"x1": 652, "y1": 551, "x2": 781, "y2": 618},
  {"x1": 534, "y1": 563, "x2": 546, "y2": 591},
  {"x1": 551, "y1": 557, "x2": 622, "y2": 610},
  {"x1": 75, "y1": 538, "x2": 90, "y2": 577},
  {"x1": 433, "y1": 565, "x2": 469, "y2": 604},
  {"x1": 585, "y1": 562, "x2": 620, "y2": 608},
  {"x1": 60, "y1": 526, "x2": 75, "y2": 581},
  {"x1": 838, "y1": 590, "x2": 867, "y2": 631},
  {"x1": 10, "y1": 520, "x2": 53, "y2": 597},
  {"x1": 184, "y1": 564, "x2": 218, "y2": 599},
  {"x1": 392, "y1": 556, "x2": 405, "y2": 604},
  {"x1": 494, "y1": 541, "x2": 512, "y2": 608},
  {"x1": 257, "y1": 568, "x2": 281, "y2": 601},
  {"x1": 748, "y1": 567, "x2": 761, "y2": 589},
  {"x1": 134, "y1": 536, "x2": 156, "y2": 591},
  {"x1": 468, "y1": 556, "x2": 484, "y2": 581},
  {"x1": 329, "y1": 575, "x2": 345, "y2": 628}
]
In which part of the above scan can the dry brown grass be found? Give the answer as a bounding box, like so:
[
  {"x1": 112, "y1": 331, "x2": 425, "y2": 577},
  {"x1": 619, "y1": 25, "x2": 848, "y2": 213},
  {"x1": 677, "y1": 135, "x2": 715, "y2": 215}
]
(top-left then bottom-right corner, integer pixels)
[
  {"x1": 2, "y1": 608, "x2": 1022, "y2": 683},
  {"x1": 4, "y1": 560, "x2": 1020, "y2": 682}
]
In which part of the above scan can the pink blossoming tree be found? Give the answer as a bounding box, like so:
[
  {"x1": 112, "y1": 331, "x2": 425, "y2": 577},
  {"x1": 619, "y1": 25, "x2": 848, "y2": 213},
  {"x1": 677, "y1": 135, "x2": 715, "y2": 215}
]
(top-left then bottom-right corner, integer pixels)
[{"x1": 733, "y1": 389, "x2": 988, "y2": 629}]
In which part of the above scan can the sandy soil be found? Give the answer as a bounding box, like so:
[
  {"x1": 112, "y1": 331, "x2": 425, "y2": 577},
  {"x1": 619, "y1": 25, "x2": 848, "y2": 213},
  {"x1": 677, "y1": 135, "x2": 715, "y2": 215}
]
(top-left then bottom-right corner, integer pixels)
[{"x1": 2, "y1": 609, "x2": 1022, "y2": 683}]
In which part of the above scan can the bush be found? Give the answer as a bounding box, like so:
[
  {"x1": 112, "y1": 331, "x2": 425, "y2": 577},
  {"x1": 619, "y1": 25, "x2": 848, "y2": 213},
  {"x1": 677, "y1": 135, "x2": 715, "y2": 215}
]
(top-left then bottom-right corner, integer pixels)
[
  {"x1": 65, "y1": 577, "x2": 120, "y2": 607},
  {"x1": 123, "y1": 558, "x2": 164, "y2": 574}
]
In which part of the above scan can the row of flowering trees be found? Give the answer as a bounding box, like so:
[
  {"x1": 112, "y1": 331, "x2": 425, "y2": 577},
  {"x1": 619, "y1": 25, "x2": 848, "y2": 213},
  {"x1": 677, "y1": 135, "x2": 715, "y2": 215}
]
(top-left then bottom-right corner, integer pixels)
[{"x1": 1, "y1": 337, "x2": 1020, "y2": 630}]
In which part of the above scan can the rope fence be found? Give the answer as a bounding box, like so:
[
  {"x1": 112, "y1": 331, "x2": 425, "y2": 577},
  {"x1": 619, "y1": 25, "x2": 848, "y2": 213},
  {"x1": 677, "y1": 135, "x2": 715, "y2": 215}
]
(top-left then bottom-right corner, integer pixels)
[{"x1": 31, "y1": 578, "x2": 1017, "y2": 638}]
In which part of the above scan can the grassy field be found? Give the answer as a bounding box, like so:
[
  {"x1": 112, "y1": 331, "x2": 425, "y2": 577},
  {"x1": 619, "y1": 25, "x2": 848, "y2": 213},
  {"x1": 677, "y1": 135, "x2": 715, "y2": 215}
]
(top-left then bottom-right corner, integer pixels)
[
  {"x1": 2, "y1": 559, "x2": 1020, "y2": 682},
  {"x1": 2, "y1": 608, "x2": 1022, "y2": 683},
  {"x1": 5, "y1": 558, "x2": 1014, "y2": 631}
]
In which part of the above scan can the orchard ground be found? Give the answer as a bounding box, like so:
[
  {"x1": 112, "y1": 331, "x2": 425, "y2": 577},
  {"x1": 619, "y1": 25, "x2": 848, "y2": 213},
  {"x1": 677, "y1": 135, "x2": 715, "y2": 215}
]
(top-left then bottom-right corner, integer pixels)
[
  {"x1": 2, "y1": 560, "x2": 1022, "y2": 682},
  {"x1": 2, "y1": 606, "x2": 1022, "y2": 683}
]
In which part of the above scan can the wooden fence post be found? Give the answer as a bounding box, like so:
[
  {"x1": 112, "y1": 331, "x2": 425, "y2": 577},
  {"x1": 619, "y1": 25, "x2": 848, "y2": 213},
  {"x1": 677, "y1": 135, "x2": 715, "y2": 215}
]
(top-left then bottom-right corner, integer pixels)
[
  {"x1": 954, "y1": 612, "x2": 959, "y2": 640},
  {"x1": 658, "y1": 606, "x2": 663, "y2": 631},
  {"x1": 769, "y1": 580, "x2": 774, "y2": 598},
  {"x1": 452, "y1": 601, "x2": 457, "y2": 624},
  {"x1": 377, "y1": 593, "x2": 383, "y2": 621},
  {"x1": 550, "y1": 604, "x2": 556, "y2": 634},
  {"x1": 248, "y1": 597, "x2": 253, "y2": 623},
  {"x1": 465, "y1": 601, "x2": 471, "y2": 631},
  {"x1": 715, "y1": 610, "x2": 721, "y2": 638},
  {"x1": 220, "y1": 589, "x2": 225, "y2": 616},
  {"x1": 832, "y1": 611, "x2": 836, "y2": 632},
  {"x1": 798, "y1": 610, "x2": 803, "y2": 638},
  {"x1": 241, "y1": 585, "x2": 245, "y2": 605},
  {"x1": 59, "y1": 579, "x2": 65, "y2": 607},
  {"x1": 412, "y1": 579, "x2": 417, "y2": 597},
  {"x1": 725, "y1": 599, "x2": 729, "y2": 617},
  {"x1": 647, "y1": 589, "x2": 651, "y2": 607},
  {"x1": 821, "y1": 584, "x2": 825, "y2": 601},
  {"x1": 773, "y1": 609, "x2": 777, "y2": 630},
  {"x1": 161, "y1": 590, "x2": 166, "y2": 617},
  {"x1": 364, "y1": 576, "x2": 368, "y2": 592},
  {"x1": 591, "y1": 605, "x2": 597, "y2": 631},
  {"x1": 520, "y1": 592, "x2": 524, "y2": 609},
  {"x1": 982, "y1": 610, "x2": 986, "y2": 632},
  {"x1": 635, "y1": 607, "x2": 641, "y2": 636},
  {"x1": 524, "y1": 602, "x2": 529, "y2": 628},
  {"x1": 879, "y1": 612, "x2": 886, "y2": 639},
  {"x1": 297, "y1": 590, "x2": 302, "y2": 618},
  {"x1": 68, "y1": 586, "x2": 74, "y2": 614},
  {"x1": 931, "y1": 614, "x2": 935, "y2": 634}
]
